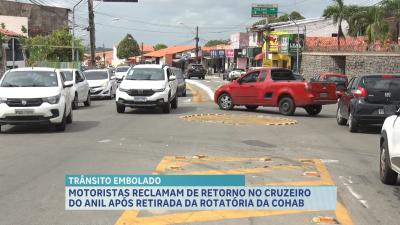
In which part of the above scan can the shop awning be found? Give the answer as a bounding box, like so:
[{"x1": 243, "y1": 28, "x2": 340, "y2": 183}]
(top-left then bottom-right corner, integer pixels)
[{"x1": 255, "y1": 52, "x2": 265, "y2": 61}]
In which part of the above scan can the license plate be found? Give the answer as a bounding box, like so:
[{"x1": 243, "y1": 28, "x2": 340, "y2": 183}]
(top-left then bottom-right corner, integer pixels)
[
  {"x1": 15, "y1": 109, "x2": 34, "y2": 115},
  {"x1": 319, "y1": 93, "x2": 328, "y2": 98},
  {"x1": 134, "y1": 96, "x2": 147, "y2": 102}
]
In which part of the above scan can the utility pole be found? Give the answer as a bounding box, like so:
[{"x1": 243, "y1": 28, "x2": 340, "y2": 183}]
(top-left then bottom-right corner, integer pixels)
[
  {"x1": 88, "y1": 0, "x2": 96, "y2": 68},
  {"x1": 103, "y1": 43, "x2": 106, "y2": 68},
  {"x1": 195, "y1": 26, "x2": 199, "y2": 63},
  {"x1": 72, "y1": 0, "x2": 84, "y2": 62},
  {"x1": 141, "y1": 42, "x2": 144, "y2": 64}
]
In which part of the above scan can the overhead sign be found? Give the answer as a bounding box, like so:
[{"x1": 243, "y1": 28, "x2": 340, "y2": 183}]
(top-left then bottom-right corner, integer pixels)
[
  {"x1": 210, "y1": 50, "x2": 225, "y2": 59},
  {"x1": 251, "y1": 4, "x2": 278, "y2": 18}
]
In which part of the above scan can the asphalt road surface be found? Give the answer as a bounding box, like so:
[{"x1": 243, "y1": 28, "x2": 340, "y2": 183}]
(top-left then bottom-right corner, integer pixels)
[{"x1": 0, "y1": 75, "x2": 399, "y2": 225}]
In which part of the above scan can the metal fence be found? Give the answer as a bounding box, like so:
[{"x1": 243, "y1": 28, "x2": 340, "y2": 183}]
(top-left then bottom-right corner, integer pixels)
[{"x1": 304, "y1": 37, "x2": 400, "y2": 53}]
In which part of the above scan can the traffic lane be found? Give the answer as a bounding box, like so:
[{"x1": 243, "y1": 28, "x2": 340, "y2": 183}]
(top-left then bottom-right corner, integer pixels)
[{"x1": 0, "y1": 97, "x2": 196, "y2": 225}]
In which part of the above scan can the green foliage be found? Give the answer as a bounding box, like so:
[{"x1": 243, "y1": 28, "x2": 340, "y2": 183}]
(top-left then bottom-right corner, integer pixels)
[
  {"x1": 0, "y1": 23, "x2": 5, "y2": 29},
  {"x1": 323, "y1": 0, "x2": 346, "y2": 37},
  {"x1": 117, "y1": 34, "x2": 140, "y2": 59},
  {"x1": 153, "y1": 43, "x2": 168, "y2": 51},
  {"x1": 24, "y1": 29, "x2": 84, "y2": 64},
  {"x1": 252, "y1": 11, "x2": 305, "y2": 26},
  {"x1": 204, "y1": 40, "x2": 229, "y2": 47},
  {"x1": 21, "y1": 25, "x2": 27, "y2": 34}
]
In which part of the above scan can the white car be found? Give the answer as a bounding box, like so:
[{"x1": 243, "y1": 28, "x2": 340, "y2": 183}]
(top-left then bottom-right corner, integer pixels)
[
  {"x1": 380, "y1": 110, "x2": 400, "y2": 185},
  {"x1": 60, "y1": 69, "x2": 91, "y2": 109},
  {"x1": 115, "y1": 65, "x2": 131, "y2": 81},
  {"x1": 228, "y1": 68, "x2": 246, "y2": 81},
  {"x1": 116, "y1": 64, "x2": 178, "y2": 114},
  {"x1": 83, "y1": 69, "x2": 117, "y2": 99},
  {"x1": 0, "y1": 67, "x2": 74, "y2": 132}
]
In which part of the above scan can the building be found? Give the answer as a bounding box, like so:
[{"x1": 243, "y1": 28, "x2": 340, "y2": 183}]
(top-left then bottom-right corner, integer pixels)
[
  {"x1": 229, "y1": 32, "x2": 249, "y2": 70},
  {"x1": 0, "y1": 15, "x2": 28, "y2": 37},
  {"x1": 0, "y1": 1, "x2": 69, "y2": 37},
  {"x1": 143, "y1": 45, "x2": 196, "y2": 66}
]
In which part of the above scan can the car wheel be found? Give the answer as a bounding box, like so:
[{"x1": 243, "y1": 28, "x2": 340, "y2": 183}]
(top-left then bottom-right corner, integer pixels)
[
  {"x1": 245, "y1": 105, "x2": 258, "y2": 111},
  {"x1": 336, "y1": 106, "x2": 347, "y2": 125},
  {"x1": 84, "y1": 93, "x2": 91, "y2": 106},
  {"x1": 278, "y1": 97, "x2": 296, "y2": 116},
  {"x1": 116, "y1": 103, "x2": 125, "y2": 113},
  {"x1": 55, "y1": 110, "x2": 66, "y2": 132},
  {"x1": 171, "y1": 96, "x2": 178, "y2": 109},
  {"x1": 218, "y1": 93, "x2": 234, "y2": 110},
  {"x1": 348, "y1": 112, "x2": 358, "y2": 133},
  {"x1": 163, "y1": 102, "x2": 171, "y2": 114},
  {"x1": 182, "y1": 89, "x2": 187, "y2": 97},
  {"x1": 305, "y1": 105, "x2": 322, "y2": 116},
  {"x1": 0, "y1": 125, "x2": 2, "y2": 133},
  {"x1": 72, "y1": 93, "x2": 78, "y2": 110},
  {"x1": 109, "y1": 88, "x2": 113, "y2": 100},
  {"x1": 66, "y1": 108, "x2": 73, "y2": 124},
  {"x1": 380, "y1": 139, "x2": 398, "y2": 185}
]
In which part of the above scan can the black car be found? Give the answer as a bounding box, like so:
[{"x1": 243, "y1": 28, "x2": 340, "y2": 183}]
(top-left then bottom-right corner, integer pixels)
[
  {"x1": 337, "y1": 74, "x2": 400, "y2": 132},
  {"x1": 171, "y1": 67, "x2": 186, "y2": 97},
  {"x1": 187, "y1": 64, "x2": 206, "y2": 79}
]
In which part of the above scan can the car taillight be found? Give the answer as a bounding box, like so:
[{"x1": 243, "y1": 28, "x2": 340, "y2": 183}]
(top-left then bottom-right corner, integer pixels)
[
  {"x1": 305, "y1": 83, "x2": 312, "y2": 91},
  {"x1": 353, "y1": 86, "x2": 367, "y2": 97},
  {"x1": 383, "y1": 74, "x2": 395, "y2": 78}
]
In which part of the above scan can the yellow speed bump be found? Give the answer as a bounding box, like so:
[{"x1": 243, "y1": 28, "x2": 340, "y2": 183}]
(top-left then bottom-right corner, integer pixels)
[{"x1": 180, "y1": 113, "x2": 298, "y2": 126}]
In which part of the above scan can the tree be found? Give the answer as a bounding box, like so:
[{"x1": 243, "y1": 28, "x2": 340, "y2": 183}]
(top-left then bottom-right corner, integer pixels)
[
  {"x1": 0, "y1": 23, "x2": 5, "y2": 29},
  {"x1": 252, "y1": 11, "x2": 305, "y2": 26},
  {"x1": 21, "y1": 25, "x2": 27, "y2": 34},
  {"x1": 117, "y1": 34, "x2": 140, "y2": 59},
  {"x1": 204, "y1": 40, "x2": 229, "y2": 47},
  {"x1": 24, "y1": 29, "x2": 84, "y2": 64},
  {"x1": 153, "y1": 43, "x2": 167, "y2": 51},
  {"x1": 323, "y1": 0, "x2": 348, "y2": 49},
  {"x1": 382, "y1": 0, "x2": 400, "y2": 43}
]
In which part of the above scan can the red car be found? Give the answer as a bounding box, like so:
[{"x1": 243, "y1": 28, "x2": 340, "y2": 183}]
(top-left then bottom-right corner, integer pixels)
[
  {"x1": 313, "y1": 73, "x2": 348, "y2": 98},
  {"x1": 214, "y1": 68, "x2": 338, "y2": 116}
]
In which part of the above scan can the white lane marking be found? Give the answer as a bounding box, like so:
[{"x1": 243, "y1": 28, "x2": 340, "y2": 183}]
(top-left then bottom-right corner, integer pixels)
[
  {"x1": 320, "y1": 159, "x2": 339, "y2": 164},
  {"x1": 98, "y1": 139, "x2": 111, "y2": 143},
  {"x1": 186, "y1": 79, "x2": 215, "y2": 101},
  {"x1": 339, "y1": 176, "x2": 369, "y2": 208}
]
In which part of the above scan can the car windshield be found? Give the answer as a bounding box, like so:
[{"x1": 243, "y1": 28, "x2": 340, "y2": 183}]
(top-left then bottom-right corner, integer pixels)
[
  {"x1": 84, "y1": 71, "x2": 108, "y2": 80},
  {"x1": 116, "y1": 67, "x2": 129, "y2": 72},
  {"x1": 324, "y1": 76, "x2": 347, "y2": 83},
  {"x1": 125, "y1": 68, "x2": 165, "y2": 80},
  {"x1": 363, "y1": 76, "x2": 400, "y2": 92},
  {"x1": 61, "y1": 71, "x2": 73, "y2": 81},
  {"x1": 0, "y1": 71, "x2": 58, "y2": 87}
]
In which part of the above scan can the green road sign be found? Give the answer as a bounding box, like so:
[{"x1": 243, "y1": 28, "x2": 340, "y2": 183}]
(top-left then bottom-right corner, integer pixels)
[{"x1": 251, "y1": 4, "x2": 278, "y2": 18}]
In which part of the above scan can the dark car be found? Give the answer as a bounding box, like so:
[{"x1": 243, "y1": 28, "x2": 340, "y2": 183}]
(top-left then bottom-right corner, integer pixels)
[
  {"x1": 312, "y1": 73, "x2": 348, "y2": 98},
  {"x1": 337, "y1": 74, "x2": 400, "y2": 132},
  {"x1": 171, "y1": 67, "x2": 186, "y2": 97},
  {"x1": 187, "y1": 64, "x2": 206, "y2": 79}
]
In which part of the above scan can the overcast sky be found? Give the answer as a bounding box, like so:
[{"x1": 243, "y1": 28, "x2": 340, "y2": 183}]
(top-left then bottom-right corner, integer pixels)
[{"x1": 11, "y1": 0, "x2": 380, "y2": 47}]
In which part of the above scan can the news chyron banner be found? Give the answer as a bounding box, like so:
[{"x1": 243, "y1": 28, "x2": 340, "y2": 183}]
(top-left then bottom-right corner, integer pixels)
[{"x1": 65, "y1": 175, "x2": 336, "y2": 210}]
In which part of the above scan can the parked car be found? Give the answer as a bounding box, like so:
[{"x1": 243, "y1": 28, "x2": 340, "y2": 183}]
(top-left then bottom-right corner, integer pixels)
[
  {"x1": 171, "y1": 67, "x2": 186, "y2": 97},
  {"x1": 228, "y1": 68, "x2": 246, "y2": 81},
  {"x1": 187, "y1": 64, "x2": 206, "y2": 79},
  {"x1": 83, "y1": 69, "x2": 117, "y2": 99},
  {"x1": 116, "y1": 64, "x2": 178, "y2": 114},
  {"x1": 336, "y1": 74, "x2": 400, "y2": 132},
  {"x1": 0, "y1": 67, "x2": 74, "y2": 132},
  {"x1": 60, "y1": 69, "x2": 91, "y2": 109},
  {"x1": 313, "y1": 73, "x2": 348, "y2": 98},
  {"x1": 115, "y1": 65, "x2": 130, "y2": 82},
  {"x1": 380, "y1": 110, "x2": 400, "y2": 185},
  {"x1": 215, "y1": 68, "x2": 338, "y2": 116}
]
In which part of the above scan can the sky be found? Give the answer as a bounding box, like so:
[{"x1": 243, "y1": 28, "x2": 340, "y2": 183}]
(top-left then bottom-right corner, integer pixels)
[{"x1": 10, "y1": 0, "x2": 381, "y2": 47}]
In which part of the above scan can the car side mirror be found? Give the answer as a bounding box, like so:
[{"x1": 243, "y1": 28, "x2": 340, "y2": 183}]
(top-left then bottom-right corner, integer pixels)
[
  {"x1": 169, "y1": 75, "x2": 176, "y2": 81},
  {"x1": 396, "y1": 108, "x2": 400, "y2": 116},
  {"x1": 111, "y1": 76, "x2": 116, "y2": 80},
  {"x1": 64, "y1": 81, "x2": 73, "y2": 88}
]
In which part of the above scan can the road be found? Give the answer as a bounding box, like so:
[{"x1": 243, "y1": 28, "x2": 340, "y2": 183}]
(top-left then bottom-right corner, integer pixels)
[{"x1": 0, "y1": 75, "x2": 399, "y2": 225}]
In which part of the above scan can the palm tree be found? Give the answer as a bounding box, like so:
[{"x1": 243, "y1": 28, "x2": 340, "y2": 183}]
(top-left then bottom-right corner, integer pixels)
[
  {"x1": 323, "y1": 0, "x2": 348, "y2": 49},
  {"x1": 381, "y1": 0, "x2": 400, "y2": 43}
]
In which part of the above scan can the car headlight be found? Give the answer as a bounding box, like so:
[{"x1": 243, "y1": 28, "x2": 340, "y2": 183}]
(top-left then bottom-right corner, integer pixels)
[
  {"x1": 43, "y1": 94, "x2": 61, "y2": 104},
  {"x1": 153, "y1": 88, "x2": 166, "y2": 92},
  {"x1": 102, "y1": 82, "x2": 108, "y2": 88},
  {"x1": 0, "y1": 97, "x2": 6, "y2": 104}
]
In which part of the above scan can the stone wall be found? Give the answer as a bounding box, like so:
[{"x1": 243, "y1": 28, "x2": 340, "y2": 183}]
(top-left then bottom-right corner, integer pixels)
[
  {"x1": 0, "y1": 1, "x2": 69, "y2": 37},
  {"x1": 301, "y1": 52, "x2": 400, "y2": 79}
]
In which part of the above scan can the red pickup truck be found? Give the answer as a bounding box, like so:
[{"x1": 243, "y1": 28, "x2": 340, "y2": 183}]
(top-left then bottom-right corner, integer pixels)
[{"x1": 214, "y1": 68, "x2": 338, "y2": 116}]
